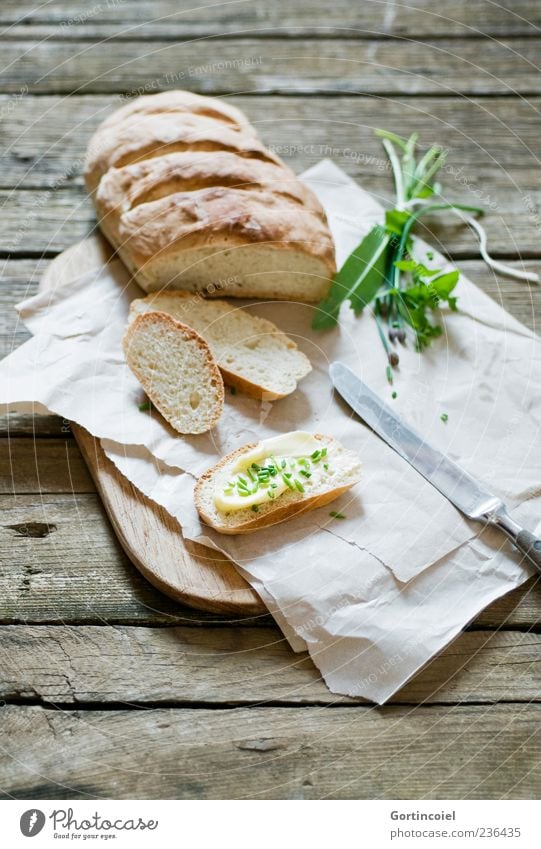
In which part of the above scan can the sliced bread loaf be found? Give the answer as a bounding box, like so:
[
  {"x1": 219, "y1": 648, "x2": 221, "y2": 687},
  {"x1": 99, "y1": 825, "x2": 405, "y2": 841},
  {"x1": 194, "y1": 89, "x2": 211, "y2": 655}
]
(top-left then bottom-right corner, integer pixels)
[
  {"x1": 195, "y1": 432, "x2": 361, "y2": 534},
  {"x1": 129, "y1": 292, "x2": 312, "y2": 400},
  {"x1": 123, "y1": 311, "x2": 224, "y2": 434},
  {"x1": 85, "y1": 90, "x2": 336, "y2": 300}
]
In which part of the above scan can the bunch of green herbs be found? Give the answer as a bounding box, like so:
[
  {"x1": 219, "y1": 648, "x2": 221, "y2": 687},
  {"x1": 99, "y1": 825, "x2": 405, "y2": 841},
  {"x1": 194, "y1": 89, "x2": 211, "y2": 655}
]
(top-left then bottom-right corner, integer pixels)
[{"x1": 312, "y1": 130, "x2": 484, "y2": 378}]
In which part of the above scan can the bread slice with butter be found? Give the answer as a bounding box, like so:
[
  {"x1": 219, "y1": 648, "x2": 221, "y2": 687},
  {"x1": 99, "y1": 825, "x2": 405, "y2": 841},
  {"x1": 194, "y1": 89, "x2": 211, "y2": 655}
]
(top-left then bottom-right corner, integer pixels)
[
  {"x1": 123, "y1": 311, "x2": 224, "y2": 434},
  {"x1": 129, "y1": 292, "x2": 312, "y2": 400},
  {"x1": 195, "y1": 431, "x2": 361, "y2": 534}
]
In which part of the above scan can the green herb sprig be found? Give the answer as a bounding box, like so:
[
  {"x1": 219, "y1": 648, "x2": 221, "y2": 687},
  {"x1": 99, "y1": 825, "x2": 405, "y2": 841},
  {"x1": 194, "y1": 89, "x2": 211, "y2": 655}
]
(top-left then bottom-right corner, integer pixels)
[
  {"x1": 223, "y1": 452, "x2": 331, "y2": 503},
  {"x1": 312, "y1": 130, "x2": 484, "y2": 374}
]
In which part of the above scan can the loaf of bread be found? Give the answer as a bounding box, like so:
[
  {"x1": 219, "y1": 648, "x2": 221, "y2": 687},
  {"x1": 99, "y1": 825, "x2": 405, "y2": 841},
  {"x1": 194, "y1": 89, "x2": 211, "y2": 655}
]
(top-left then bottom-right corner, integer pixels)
[
  {"x1": 123, "y1": 311, "x2": 224, "y2": 434},
  {"x1": 85, "y1": 91, "x2": 336, "y2": 301},
  {"x1": 195, "y1": 431, "x2": 361, "y2": 534},
  {"x1": 129, "y1": 291, "x2": 312, "y2": 400}
]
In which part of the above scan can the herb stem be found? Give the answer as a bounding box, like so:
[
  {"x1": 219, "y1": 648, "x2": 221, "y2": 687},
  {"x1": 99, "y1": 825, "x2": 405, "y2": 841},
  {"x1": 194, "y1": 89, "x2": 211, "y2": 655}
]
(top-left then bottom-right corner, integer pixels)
[
  {"x1": 382, "y1": 138, "x2": 406, "y2": 207},
  {"x1": 392, "y1": 202, "x2": 484, "y2": 290}
]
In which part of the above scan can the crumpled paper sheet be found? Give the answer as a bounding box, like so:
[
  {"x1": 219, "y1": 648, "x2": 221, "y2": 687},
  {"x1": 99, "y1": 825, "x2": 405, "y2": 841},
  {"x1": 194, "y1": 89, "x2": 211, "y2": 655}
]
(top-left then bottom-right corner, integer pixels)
[{"x1": 1, "y1": 159, "x2": 540, "y2": 702}]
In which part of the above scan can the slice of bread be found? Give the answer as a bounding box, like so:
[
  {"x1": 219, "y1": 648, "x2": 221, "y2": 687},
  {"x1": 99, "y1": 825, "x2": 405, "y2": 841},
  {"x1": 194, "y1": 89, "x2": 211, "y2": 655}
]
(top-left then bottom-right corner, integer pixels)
[
  {"x1": 129, "y1": 292, "x2": 312, "y2": 400},
  {"x1": 123, "y1": 311, "x2": 224, "y2": 434},
  {"x1": 195, "y1": 433, "x2": 361, "y2": 534}
]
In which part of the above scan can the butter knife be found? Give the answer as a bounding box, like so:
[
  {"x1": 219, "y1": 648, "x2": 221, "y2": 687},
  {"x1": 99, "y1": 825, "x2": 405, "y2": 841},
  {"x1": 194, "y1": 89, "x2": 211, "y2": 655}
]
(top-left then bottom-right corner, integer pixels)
[{"x1": 330, "y1": 361, "x2": 541, "y2": 573}]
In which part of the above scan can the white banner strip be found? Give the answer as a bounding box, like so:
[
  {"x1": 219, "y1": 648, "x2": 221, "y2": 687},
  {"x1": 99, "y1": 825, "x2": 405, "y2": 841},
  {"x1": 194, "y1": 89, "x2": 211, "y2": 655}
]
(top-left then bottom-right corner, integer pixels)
[{"x1": 1, "y1": 799, "x2": 537, "y2": 849}]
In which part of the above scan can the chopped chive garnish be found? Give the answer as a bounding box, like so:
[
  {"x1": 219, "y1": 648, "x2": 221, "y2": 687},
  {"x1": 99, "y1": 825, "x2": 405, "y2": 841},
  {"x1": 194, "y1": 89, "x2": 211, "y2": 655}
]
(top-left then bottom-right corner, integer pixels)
[
  {"x1": 283, "y1": 471, "x2": 292, "y2": 479},
  {"x1": 283, "y1": 475, "x2": 295, "y2": 490},
  {"x1": 138, "y1": 401, "x2": 151, "y2": 412},
  {"x1": 299, "y1": 470, "x2": 311, "y2": 478},
  {"x1": 268, "y1": 490, "x2": 275, "y2": 499},
  {"x1": 330, "y1": 511, "x2": 346, "y2": 519},
  {"x1": 251, "y1": 463, "x2": 260, "y2": 471},
  {"x1": 280, "y1": 459, "x2": 287, "y2": 469},
  {"x1": 251, "y1": 505, "x2": 259, "y2": 512},
  {"x1": 311, "y1": 449, "x2": 320, "y2": 460},
  {"x1": 239, "y1": 489, "x2": 251, "y2": 497},
  {"x1": 294, "y1": 479, "x2": 305, "y2": 493},
  {"x1": 323, "y1": 463, "x2": 329, "y2": 471},
  {"x1": 270, "y1": 482, "x2": 278, "y2": 489},
  {"x1": 392, "y1": 391, "x2": 397, "y2": 399},
  {"x1": 320, "y1": 447, "x2": 327, "y2": 458},
  {"x1": 441, "y1": 412, "x2": 449, "y2": 423},
  {"x1": 247, "y1": 468, "x2": 256, "y2": 482}
]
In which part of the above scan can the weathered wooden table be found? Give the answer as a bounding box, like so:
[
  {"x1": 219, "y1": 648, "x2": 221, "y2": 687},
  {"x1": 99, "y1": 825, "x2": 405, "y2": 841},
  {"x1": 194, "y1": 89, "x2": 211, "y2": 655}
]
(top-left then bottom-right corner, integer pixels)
[{"x1": 1, "y1": 0, "x2": 541, "y2": 800}]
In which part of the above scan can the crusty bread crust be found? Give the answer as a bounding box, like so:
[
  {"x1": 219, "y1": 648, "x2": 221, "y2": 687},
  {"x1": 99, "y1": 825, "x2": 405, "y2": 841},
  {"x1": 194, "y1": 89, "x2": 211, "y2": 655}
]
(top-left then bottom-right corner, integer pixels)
[
  {"x1": 85, "y1": 112, "x2": 280, "y2": 195},
  {"x1": 98, "y1": 90, "x2": 254, "y2": 133},
  {"x1": 84, "y1": 90, "x2": 336, "y2": 298},
  {"x1": 95, "y1": 150, "x2": 326, "y2": 219},
  {"x1": 195, "y1": 434, "x2": 359, "y2": 534},
  {"x1": 113, "y1": 186, "x2": 335, "y2": 269},
  {"x1": 123, "y1": 311, "x2": 224, "y2": 434}
]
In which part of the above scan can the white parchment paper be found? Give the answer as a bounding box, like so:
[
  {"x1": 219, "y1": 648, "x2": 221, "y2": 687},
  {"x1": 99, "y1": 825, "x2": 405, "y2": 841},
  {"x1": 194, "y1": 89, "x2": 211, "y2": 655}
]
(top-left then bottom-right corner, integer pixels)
[{"x1": 1, "y1": 160, "x2": 540, "y2": 702}]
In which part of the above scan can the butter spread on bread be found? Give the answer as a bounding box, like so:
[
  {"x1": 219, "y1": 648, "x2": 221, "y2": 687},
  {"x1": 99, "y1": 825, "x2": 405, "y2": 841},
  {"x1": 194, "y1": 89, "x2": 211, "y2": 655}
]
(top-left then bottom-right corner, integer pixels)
[{"x1": 195, "y1": 432, "x2": 361, "y2": 534}]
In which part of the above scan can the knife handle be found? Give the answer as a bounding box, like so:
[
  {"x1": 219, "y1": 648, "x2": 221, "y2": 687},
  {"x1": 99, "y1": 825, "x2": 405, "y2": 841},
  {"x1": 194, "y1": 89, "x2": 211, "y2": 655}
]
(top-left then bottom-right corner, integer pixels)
[{"x1": 492, "y1": 510, "x2": 541, "y2": 574}]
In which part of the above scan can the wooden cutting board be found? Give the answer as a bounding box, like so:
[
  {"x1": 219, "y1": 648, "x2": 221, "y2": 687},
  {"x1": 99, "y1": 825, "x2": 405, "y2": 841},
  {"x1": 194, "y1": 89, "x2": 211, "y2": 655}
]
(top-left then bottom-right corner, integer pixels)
[{"x1": 39, "y1": 236, "x2": 265, "y2": 616}]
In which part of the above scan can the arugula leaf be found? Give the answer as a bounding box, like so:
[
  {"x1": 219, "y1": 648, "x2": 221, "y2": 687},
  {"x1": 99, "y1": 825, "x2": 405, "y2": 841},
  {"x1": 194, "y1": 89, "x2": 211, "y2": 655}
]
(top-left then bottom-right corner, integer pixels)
[
  {"x1": 385, "y1": 209, "x2": 410, "y2": 236},
  {"x1": 311, "y1": 225, "x2": 390, "y2": 329},
  {"x1": 394, "y1": 260, "x2": 439, "y2": 278},
  {"x1": 431, "y1": 270, "x2": 460, "y2": 298}
]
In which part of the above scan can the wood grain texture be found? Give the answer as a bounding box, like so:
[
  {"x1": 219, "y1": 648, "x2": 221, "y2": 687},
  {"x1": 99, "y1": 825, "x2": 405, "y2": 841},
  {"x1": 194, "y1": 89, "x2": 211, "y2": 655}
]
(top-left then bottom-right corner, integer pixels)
[
  {"x1": 1, "y1": 625, "x2": 541, "y2": 705},
  {"x1": 0, "y1": 490, "x2": 540, "y2": 627},
  {"x1": 0, "y1": 492, "x2": 269, "y2": 625},
  {"x1": 0, "y1": 438, "x2": 92, "y2": 493},
  {"x1": 2, "y1": 38, "x2": 541, "y2": 96},
  {"x1": 3, "y1": 93, "x2": 541, "y2": 189},
  {"x1": 2, "y1": 95, "x2": 540, "y2": 258},
  {"x1": 1, "y1": 1, "x2": 540, "y2": 38},
  {"x1": 2, "y1": 0, "x2": 541, "y2": 802},
  {"x1": 1, "y1": 703, "x2": 540, "y2": 799},
  {"x1": 73, "y1": 425, "x2": 262, "y2": 614}
]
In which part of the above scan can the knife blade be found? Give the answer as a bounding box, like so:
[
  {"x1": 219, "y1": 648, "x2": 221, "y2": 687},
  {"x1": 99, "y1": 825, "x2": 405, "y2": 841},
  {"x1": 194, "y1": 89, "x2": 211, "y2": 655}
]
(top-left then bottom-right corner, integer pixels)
[{"x1": 330, "y1": 361, "x2": 541, "y2": 573}]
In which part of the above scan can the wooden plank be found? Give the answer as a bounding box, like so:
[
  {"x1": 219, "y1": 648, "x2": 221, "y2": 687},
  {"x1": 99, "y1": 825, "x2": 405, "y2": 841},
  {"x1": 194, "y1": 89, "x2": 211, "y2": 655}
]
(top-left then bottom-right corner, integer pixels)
[
  {"x1": 1, "y1": 1, "x2": 540, "y2": 38},
  {"x1": 3, "y1": 93, "x2": 541, "y2": 191},
  {"x1": 2, "y1": 38, "x2": 541, "y2": 96},
  {"x1": 1, "y1": 625, "x2": 541, "y2": 705},
  {"x1": 72, "y1": 423, "x2": 262, "y2": 614},
  {"x1": 1, "y1": 703, "x2": 540, "y2": 798},
  {"x1": 2, "y1": 95, "x2": 540, "y2": 257},
  {"x1": 0, "y1": 438, "x2": 92, "y2": 493},
  {"x1": 0, "y1": 491, "x2": 540, "y2": 627},
  {"x1": 0, "y1": 412, "x2": 68, "y2": 438},
  {"x1": 0, "y1": 492, "x2": 267, "y2": 625}
]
